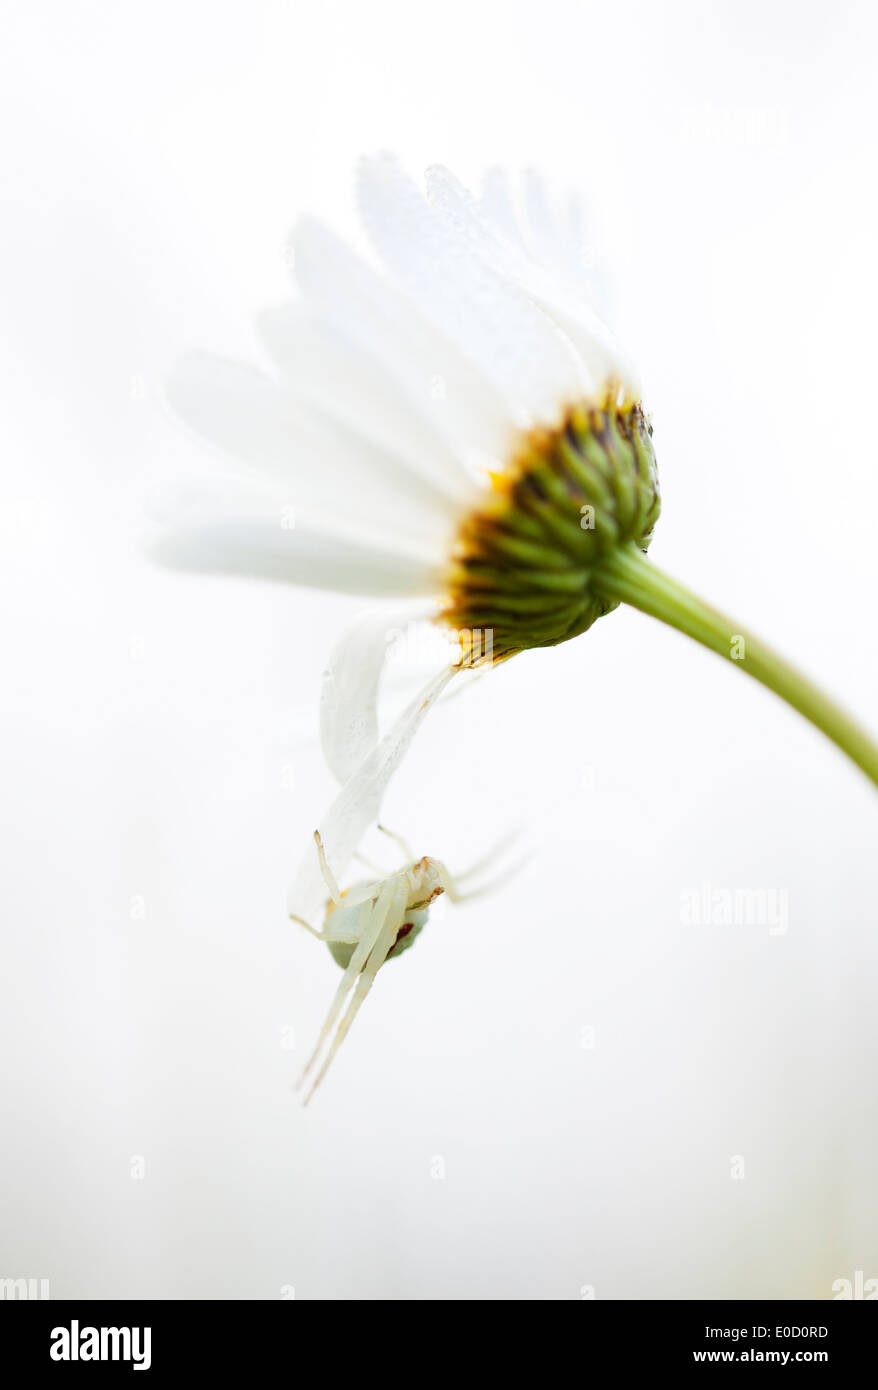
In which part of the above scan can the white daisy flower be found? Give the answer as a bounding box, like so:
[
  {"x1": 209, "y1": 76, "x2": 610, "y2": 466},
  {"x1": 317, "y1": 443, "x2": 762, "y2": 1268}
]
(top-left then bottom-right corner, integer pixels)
[
  {"x1": 156, "y1": 157, "x2": 656, "y2": 635},
  {"x1": 154, "y1": 152, "x2": 878, "y2": 886},
  {"x1": 154, "y1": 156, "x2": 660, "y2": 877}
]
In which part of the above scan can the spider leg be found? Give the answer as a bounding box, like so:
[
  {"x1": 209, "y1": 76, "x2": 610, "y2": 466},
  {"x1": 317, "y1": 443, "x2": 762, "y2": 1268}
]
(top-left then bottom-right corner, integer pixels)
[
  {"x1": 297, "y1": 878, "x2": 397, "y2": 1091},
  {"x1": 353, "y1": 850, "x2": 388, "y2": 876},
  {"x1": 314, "y1": 829, "x2": 342, "y2": 905},
  {"x1": 303, "y1": 878, "x2": 409, "y2": 1105},
  {"x1": 289, "y1": 911, "x2": 327, "y2": 940},
  {"x1": 289, "y1": 829, "x2": 350, "y2": 936},
  {"x1": 453, "y1": 823, "x2": 526, "y2": 886},
  {"x1": 442, "y1": 871, "x2": 489, "y2": 904},
  {"x1": 443, "y1": 846, "x2": 535, "y2": 904},
  {"x1": 377, "y1": 823, "x2": 415, "y2": 862}
]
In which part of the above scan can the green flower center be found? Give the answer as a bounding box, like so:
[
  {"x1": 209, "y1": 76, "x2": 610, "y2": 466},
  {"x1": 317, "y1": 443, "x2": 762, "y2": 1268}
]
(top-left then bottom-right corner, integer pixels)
[{"x1": 443, "y1": 395, "x2": 661, "y2": 662}]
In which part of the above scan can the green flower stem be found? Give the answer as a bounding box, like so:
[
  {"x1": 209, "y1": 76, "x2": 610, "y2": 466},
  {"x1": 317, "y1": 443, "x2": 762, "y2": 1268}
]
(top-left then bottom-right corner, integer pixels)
[{"x1": 593, "y1": 543, "x2": 878, "y2": 790}]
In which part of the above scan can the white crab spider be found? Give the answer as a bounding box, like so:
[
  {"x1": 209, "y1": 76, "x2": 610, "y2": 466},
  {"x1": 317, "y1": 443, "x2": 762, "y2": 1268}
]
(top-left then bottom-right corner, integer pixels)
[{"x1": 291, "y1": 826, "x2": 509, "y2": 1105}]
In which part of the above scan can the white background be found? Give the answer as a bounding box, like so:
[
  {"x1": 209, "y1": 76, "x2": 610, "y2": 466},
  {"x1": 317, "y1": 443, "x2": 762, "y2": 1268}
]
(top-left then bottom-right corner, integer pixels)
[{"x1": 2, "y1": 0, "x2": 877, "y2": 1299}]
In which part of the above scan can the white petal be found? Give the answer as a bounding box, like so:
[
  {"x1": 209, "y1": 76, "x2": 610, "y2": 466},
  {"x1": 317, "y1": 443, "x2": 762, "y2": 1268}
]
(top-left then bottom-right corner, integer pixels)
[
  {"x1": 319, "y1": 609, "x2": 402, "y2": 784},
  {"x1": 165, "y1": 352, "x2": 458, "y2": 552},
  {"x1": 522, "y1": 168, "x2": 566, "y2": 271},
  {"x1": 255, "y1": 302, "x2": 478, "y2": 508},
  {"x1": 552, "y1": 188, "x2": 611, "y2": 317},
  {"x1": 356, "y1": 153, "x2": 587, "y2": 428},
  {"x1": 519, "y1": 171, "x2": 614, "y2": 325},
  {"x1": 292, "y1": 215, "x2": 515, "y2": 468},
  {"x1": 320, "y1": 607, "x2": 453, "y2": 784},
  {"x1": 289, "y1": 664, "x2": 457, "y2": 923},
  {"x1": 146, "y1": 480, "x2": 441, "y2": 596},
  {"x1": 478, "y1": 167, "x2": 529, "y2": 254},
  {"x1": 428, "y1": 163, "x2": 639, "y2": 400},
  {"x1": 483, "y1": 168, "x2": 588, "y2": 282}
]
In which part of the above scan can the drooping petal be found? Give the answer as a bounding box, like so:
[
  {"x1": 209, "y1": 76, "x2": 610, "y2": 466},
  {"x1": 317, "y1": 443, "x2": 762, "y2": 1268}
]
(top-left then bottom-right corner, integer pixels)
[
  {"x1": 319, "y1": 609, "x2": 402, "y2": 784},
  {"x1": 289, "y1": 664, "x2": 457, "y2": 924}
]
